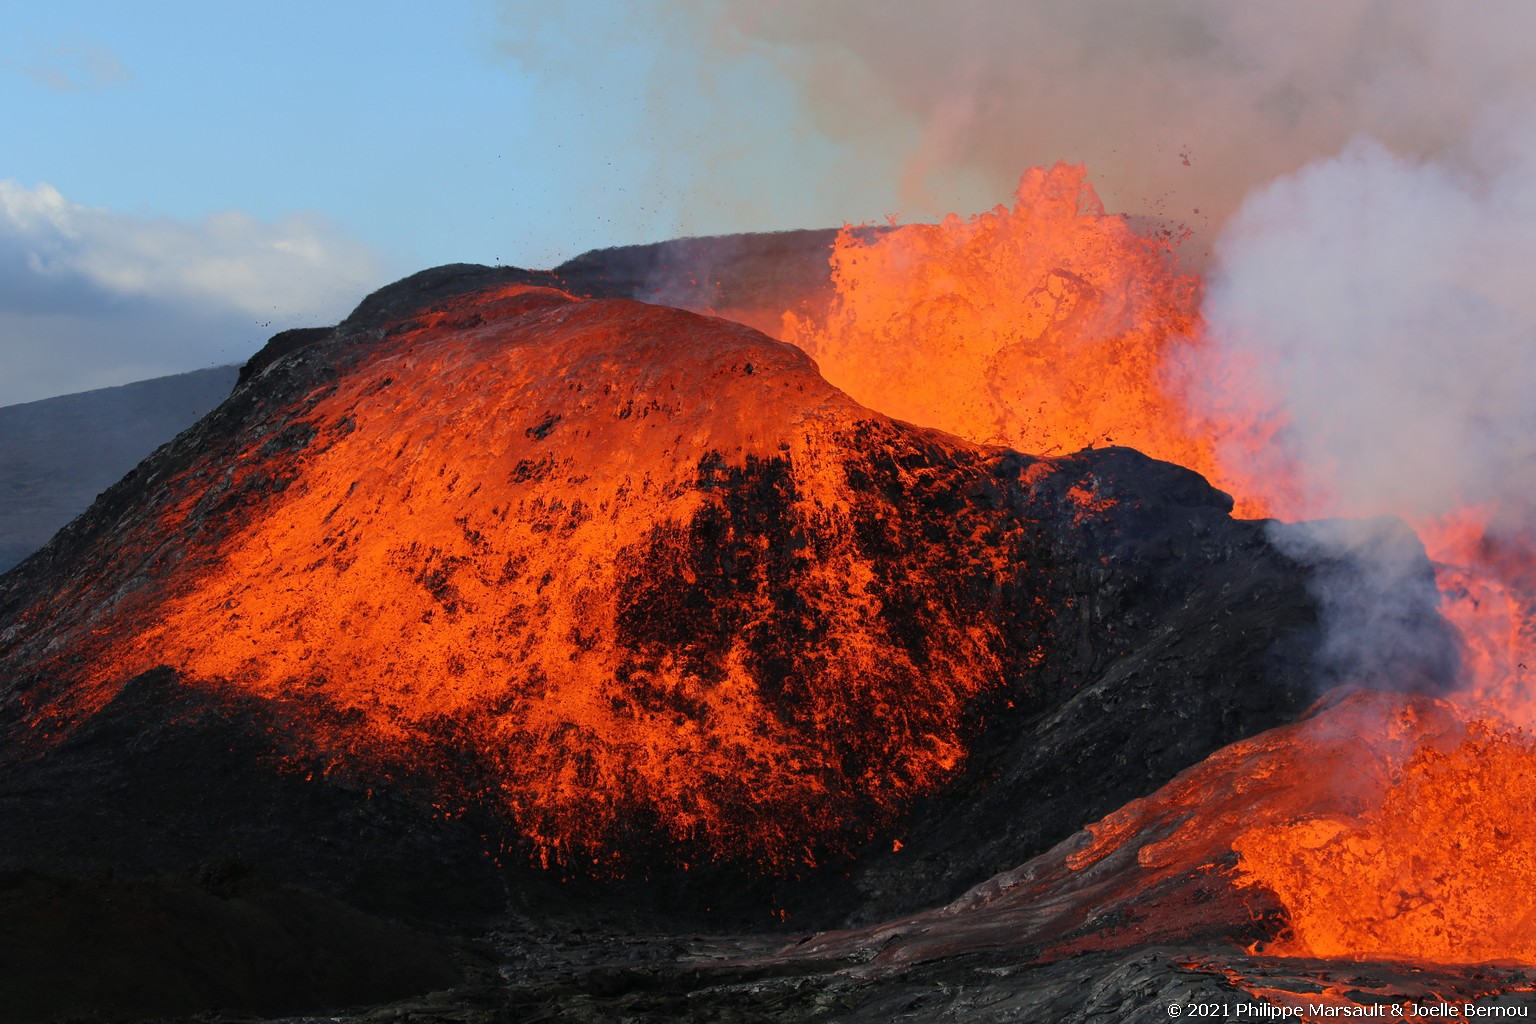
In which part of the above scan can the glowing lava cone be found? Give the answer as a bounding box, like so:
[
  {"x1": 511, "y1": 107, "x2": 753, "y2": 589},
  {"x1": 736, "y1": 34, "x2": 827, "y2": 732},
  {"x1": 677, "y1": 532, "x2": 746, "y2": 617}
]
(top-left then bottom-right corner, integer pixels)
[{"x1": 0, "y1": 266, "x2": 1321, "y2": 925}]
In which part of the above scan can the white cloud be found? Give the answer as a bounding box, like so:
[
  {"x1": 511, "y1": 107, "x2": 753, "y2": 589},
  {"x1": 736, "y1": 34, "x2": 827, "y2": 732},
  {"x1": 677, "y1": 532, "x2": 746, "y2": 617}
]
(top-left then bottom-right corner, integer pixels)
[
  {"x1": 0, "y1": 181, "x2": 389, "y2": 407},
  {"x1": 11, "y1": 42, "x2": 131, "y2": 93},
  {"x1": 0, "y1": 180, "x2": 382, "y2": 319}
]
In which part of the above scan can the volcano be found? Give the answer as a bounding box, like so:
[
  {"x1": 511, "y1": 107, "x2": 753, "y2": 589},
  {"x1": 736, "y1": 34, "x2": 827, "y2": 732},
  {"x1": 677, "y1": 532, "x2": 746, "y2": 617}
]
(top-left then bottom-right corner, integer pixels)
[{"x1": 0, "y1": 236, "x2": 1492, "y2": 1022}]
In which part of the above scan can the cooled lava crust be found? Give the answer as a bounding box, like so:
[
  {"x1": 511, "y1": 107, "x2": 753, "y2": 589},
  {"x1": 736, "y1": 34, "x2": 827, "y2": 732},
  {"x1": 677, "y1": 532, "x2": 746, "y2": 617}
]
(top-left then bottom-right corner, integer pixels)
[{"x1": 0, "y1": 263, "x2": 1337, "y2": 1016}]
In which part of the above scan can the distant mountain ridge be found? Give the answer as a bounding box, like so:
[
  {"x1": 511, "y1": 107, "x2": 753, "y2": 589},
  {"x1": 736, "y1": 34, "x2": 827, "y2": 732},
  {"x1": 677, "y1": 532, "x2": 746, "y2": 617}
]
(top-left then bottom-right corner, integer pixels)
[{"x1": 0, "y1": 366, "x2": 242, "y2": 572}]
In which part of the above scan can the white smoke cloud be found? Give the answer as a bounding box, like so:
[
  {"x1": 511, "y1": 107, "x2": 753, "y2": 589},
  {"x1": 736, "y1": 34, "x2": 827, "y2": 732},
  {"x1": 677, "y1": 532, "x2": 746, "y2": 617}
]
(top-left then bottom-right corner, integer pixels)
[
  {"x1": 1267, "y1": 517, "x2": 1462, "y2": 694},
  {"x1": 0, "y1": 181, "x2": 388, "y2": 407},
  {"x1": 1200, "y1": 130, "x2": 1536, "y2": 527},
  {"x1": 1195, "y1": 117, "x2": 1536, "y2": 700}
]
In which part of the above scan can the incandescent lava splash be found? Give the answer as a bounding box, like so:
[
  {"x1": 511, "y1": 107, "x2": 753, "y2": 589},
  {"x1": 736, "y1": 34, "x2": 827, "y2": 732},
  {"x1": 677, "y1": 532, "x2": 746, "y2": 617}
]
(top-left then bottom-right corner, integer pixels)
[{"x1": 783, "y1": 163, "x2": 1284, "y2": 518}]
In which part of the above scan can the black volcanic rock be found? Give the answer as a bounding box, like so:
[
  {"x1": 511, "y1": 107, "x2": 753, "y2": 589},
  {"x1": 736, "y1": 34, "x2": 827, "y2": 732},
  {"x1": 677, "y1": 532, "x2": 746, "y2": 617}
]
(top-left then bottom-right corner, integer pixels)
[
  {"x1": 0, "y1": 867, "x2": 470, "y2": 1023},
  {"x1": 0, "y1": 266, "x2": 1456, "y2": 1019},
  {"x1": 552, "y1": 227, "x2": 845, "y2": 314}
]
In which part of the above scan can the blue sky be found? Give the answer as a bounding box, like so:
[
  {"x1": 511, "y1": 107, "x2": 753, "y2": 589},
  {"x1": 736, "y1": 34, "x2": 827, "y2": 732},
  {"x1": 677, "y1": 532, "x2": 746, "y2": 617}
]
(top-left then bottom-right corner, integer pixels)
[
  {"x1": 4, "y1": 0, "x2": 1532, "y2": 407},
  {"x1": 5, "y1": 1, "x2": 693, "y2": 269},
  {"x1": 1, "y1": 0, "x2": 922, "y2": 404}
]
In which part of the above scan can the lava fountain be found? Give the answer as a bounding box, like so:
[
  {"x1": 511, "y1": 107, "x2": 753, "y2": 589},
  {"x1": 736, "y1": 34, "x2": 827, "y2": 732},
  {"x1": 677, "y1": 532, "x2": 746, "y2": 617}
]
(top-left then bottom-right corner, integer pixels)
[{"x1": 781, "y1": 162, "x2": 1288, "y2": 518}]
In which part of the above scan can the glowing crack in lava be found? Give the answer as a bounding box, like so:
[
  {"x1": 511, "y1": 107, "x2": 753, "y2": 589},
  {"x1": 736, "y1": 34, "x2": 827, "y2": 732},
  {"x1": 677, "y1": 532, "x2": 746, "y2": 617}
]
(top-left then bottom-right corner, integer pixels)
[{"x1": 50, "y1": 284, "x2": 1050, "y2": 871}]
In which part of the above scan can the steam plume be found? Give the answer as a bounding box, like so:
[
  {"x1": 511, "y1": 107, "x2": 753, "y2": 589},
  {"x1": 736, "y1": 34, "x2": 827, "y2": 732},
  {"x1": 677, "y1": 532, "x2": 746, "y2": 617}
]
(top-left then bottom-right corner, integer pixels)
[
  {"x1": 1201, "y1": 133, "x2": 1536, "y2": 526},
  {"x1": 1197, "y1": 125, "x2": 1536, "y2": 705}
]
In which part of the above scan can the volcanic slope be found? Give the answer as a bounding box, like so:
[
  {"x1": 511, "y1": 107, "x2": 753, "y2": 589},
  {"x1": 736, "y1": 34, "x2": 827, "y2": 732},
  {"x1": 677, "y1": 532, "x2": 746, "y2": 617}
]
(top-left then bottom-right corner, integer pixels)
[{"x1": 0, "y1": 268, "x2": 1343, "y2": 1015}]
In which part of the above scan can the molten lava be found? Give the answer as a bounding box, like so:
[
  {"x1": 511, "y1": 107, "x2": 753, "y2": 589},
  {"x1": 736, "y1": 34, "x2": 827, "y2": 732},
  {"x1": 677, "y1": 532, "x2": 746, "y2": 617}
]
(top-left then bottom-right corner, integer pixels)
[
  {"x1": 1227, "y1": 527, "x2": 1536, "y2": 963},
  {"x1": 781, "y1": 163, "x2": 1279, "y2": 517},
  {"x1": 1233, "y1": 721, "x2": 1536, "y2": 963},
  {"x1": 1427, "y1": 515, "x2": 1536, "y2": 720}
]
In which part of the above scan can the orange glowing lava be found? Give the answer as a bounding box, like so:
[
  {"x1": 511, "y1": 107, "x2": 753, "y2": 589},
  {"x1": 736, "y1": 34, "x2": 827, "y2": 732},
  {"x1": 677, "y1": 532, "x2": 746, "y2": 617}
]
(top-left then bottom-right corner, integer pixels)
[
  {"x1": 782, "y1": 163, "x2": 1280, "y2": 517},
  {"x1": 1234, "y1": 721, "x2": 1536, "y2": 963},
  {"x1": 1228, "y1": 517, "x2": 1536, "y2": 963},
  {"x1": 1425, "y1": 513, "x2": 1536, "y2": 723},
  {"x1": 60, "y1": 283, "x2": 1046, "y2": 871}
]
